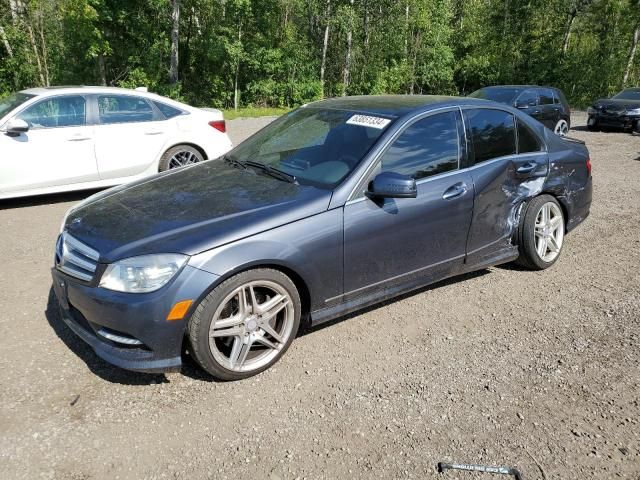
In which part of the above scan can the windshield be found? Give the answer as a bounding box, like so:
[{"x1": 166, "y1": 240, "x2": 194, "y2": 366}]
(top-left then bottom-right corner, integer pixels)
[
  {"x1": 226, "y1": 107, "x2": 392, "y2": 189},
  {"x1": 0, "y1": 92, "x2": 35, "y2": 119},
  {"x1": 469, "y1": 88, "x2": 521, "y2": 104},
  {"x1": 613, "y1": 89, "x2": 640, "y2": 100}
]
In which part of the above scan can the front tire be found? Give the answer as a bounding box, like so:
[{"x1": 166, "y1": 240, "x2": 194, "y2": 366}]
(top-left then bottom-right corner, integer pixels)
[
  {"x1": 516, "y1": 195, "x2": 565, "y2": 270},
  {"x1": 159, "y1": 145, "x2": 204, "y2": 172},
  {"x1": 188, "y1": 269, "x2": 301, "y2": 381}
]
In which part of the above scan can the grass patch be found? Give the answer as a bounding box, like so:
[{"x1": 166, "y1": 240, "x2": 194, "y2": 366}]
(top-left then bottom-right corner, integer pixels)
[{"x1": 222, "y1": 107, "x2": 291, "y2": 120}]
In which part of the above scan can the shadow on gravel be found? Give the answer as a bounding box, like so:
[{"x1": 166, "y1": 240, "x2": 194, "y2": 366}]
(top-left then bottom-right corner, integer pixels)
[
  {"x1": 45, "y1": 288, "x2": 169, "y2": 385},
  {"x1": 0, "y1": 188, "x2": 103, "y2": 211},
  {"x1": 300, "y1": 268, "x2": 491, "y2": 337}
]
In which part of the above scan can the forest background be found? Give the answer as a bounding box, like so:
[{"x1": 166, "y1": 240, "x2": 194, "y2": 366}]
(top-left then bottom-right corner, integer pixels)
[{"x1": 1, "y1": 0, "x2": 639, "y2": 110}]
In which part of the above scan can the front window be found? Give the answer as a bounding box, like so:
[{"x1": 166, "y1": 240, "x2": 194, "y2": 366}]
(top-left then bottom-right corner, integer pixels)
[
  {"x1": 613, "y1": 89, "x2": 640, "y2": 101},
  {"x1": 226, "y1": 107, "x2": 392, "y2": 189},
  {"x1": 17, "y1": 95, "x2": 86, "y2": 129},
  {"x1": 469, "y1": 88, "x2": 521, "y2": 104},
  {"x1": 0, "y1": 92, "x2": 36, "y2": 119},
  {"x1": 379, "y1": 111, "x2": 460, "y2": 180}
]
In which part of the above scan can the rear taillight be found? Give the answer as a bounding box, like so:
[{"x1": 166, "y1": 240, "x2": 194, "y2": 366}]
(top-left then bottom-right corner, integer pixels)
[
  {"x1": 586, "y1": 157, "x2": 592, "y2": 176},
  {"x1": 208, "y1": 120, "x2": 226, "y2": 133}
]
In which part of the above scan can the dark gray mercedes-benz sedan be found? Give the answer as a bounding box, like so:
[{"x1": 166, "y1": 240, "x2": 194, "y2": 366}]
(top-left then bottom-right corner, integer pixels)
[{"x1": 52, "y1": 95, "x2": 592, "y2": 380}]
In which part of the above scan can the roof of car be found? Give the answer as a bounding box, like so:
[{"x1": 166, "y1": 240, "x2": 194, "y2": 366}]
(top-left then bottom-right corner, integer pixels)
[
  {"x1": 20, "y1": 86, "x2": 153, "y2": 96},
  {"x1": 304, "y1": 94, "x2": 491, "y2": 117}
]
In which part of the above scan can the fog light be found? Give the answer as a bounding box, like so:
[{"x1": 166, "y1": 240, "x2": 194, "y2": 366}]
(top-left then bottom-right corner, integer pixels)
[{"x1": 167, "y1": 300, "x2": 193, "y2": 321}]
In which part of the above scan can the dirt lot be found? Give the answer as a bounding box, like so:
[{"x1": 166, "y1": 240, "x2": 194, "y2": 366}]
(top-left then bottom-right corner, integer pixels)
[{"x1": 0, "y1": 112, "x2": 638, "y2": 480}]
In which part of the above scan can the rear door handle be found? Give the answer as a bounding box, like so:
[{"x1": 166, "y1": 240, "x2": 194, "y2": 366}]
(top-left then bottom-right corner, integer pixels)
[
  {"x1": 67, "y1": 134, "x2": 91, "y2": 142},
  {"x1": 442, "y1": 182, "x2": 467, "y2": 200},
  {"x1": 145, "y1": 130, "x2": 164, "y2": 135},
  {"x1": 517, "y1": 162, "x2": 537, "y2": 174}
]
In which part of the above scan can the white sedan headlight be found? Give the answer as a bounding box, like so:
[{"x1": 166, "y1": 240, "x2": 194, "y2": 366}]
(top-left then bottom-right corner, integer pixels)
[{"x1": 99, "y1": 254, "x2": 188, "y2": 293}]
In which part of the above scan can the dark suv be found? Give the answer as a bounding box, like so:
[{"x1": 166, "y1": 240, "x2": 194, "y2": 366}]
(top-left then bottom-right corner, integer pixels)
[{"x1": 470, "y1": 86, "x2": 571, "y2": 136}]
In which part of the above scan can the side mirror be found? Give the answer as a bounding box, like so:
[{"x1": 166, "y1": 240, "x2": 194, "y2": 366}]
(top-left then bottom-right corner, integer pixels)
[
  {"x1": 366, "y1": 171, "x2": 417, "y2": 199},
  {"x1": 514, "y1": 100, "x2": 529, "y2": 109},
  {"x1": 5, "y1": 118, "x2": 29, "y2": 136}
]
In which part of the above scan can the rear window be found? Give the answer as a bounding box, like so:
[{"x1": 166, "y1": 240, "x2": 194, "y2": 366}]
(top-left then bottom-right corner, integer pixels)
[
  {"x1": 469, "y1": 88, "x2": 521, "y2": 104},
  {"x1": 517, "y1": 119, "x2": 543, "y2": 154},
  {"x1": 98, "y1": 95, "x2": 154, "y2": 124},
  {"x1": 464, "y1": 108, "x2": 516, "y2": 164},
  {"x1": 539, "y1": 89, "x2": 555, "y2": 105},
  {"x1": 154, "y1": 101, "x2": 183, "y2": 119}
]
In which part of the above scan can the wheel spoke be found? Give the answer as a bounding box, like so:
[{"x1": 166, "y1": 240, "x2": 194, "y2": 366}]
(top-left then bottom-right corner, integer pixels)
[
  {"x1": 254, "y1": 334, "x2": 278, "y2": 350},
  {"x1": 229, "y1": 337, "x2": 251, "y2": 368},
  {"x1": 260, "y1": 321, "x2": 284, "y2": 343},
  {"x1": 548, "y1": 235, "x2": 560, "y2": 253},
  {"x1": 255, "y1": 294, "x2": 285, "y2": 315},
  {"x1": 210, "y1": 326, "x2": 243, "y2": 338},
  {"x1": 537, "y1": 237, "x2": 547, "y2": 257},
  {"x1": 549, "y1": 215, "x2": 562, "y2": 230}
]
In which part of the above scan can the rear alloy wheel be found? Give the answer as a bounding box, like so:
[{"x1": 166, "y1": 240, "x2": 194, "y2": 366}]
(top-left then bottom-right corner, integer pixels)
[
  {"x1": 554, "y1": 119, "x2": 570, "y2": 136},
  {"x1": 516, "y1": 195, "x2": 565, "y2": 270},
  {"x1": 188, "y1": 269, "x2": 301, "y2": 380},
  {"x1": 159, "y1": 145, "x2": 204, "y2": 172}
]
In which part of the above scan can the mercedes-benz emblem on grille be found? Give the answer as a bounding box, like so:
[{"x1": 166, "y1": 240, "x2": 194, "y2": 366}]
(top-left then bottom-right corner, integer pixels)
[{"x1": 55, "y1": 233, "x2": 100, "y2": 282}]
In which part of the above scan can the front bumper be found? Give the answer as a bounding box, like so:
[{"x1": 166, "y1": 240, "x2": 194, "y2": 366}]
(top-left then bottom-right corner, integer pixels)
[
  {"x1": 588, "y1": 112, "x2": 640, "y2": 129},
  {"x1": 51, "y1": 264, "x2": 220, "y2": 373}
]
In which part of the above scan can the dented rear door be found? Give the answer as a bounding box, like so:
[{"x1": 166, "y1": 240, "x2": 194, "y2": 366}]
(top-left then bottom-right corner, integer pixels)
[{"x1": 462, "y1": 107, "x2": 548, "y2": 266}]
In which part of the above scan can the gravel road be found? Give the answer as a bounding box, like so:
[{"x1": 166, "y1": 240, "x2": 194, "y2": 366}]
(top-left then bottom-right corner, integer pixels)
[{"x1": 0, "y1": 112, "x2": 638, "y2": 480}]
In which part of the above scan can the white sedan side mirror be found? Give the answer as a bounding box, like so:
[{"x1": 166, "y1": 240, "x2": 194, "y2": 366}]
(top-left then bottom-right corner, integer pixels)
[{"x1": 6, "y1": 118, "x2": 29, "y2": 135}]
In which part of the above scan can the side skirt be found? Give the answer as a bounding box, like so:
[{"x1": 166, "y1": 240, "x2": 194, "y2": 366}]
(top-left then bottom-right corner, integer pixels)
[{"x1": 309, "y1": 247, "x2": 519, "y2": 327}]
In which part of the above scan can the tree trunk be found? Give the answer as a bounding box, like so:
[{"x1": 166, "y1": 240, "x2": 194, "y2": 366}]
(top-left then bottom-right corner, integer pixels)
[
  {"x1": 169, "y1": 0, "x2": 180, "y2": 84},
  {"x1": 0, "y1": 26, "x2": 13, "y2": 57},
  {"x1": 37, "y1": 13, "x2": 49, "y2": 86},
  {"x1": 320, "y1": 0, "x2": 331, "y2": 91},
  {"x1": 26, "y1": 23, "x2": 46, "y2": 86},
  {"x1": 562, "y1": 8, "x2": 577, "y2": 55},
  {"x1": 404, "y1": 3, "x2": 409, "y2": 58},
  {"x1": 624, "y1": 24, "x2": 640, "y2": 86},
  {"x1": 98, "y1": 54, "x2": 107, "y2": 85},
  {"x1": 342, "y1": 0, "x2": 354, "y2": 96},
  {"x1": 234, "y1": 22, "x2": 243, "y2": 111}
]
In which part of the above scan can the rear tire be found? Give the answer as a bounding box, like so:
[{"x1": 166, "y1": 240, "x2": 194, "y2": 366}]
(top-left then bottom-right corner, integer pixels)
[
  {"x1": 554, "y1": 118, "x2": 570, "y2": 136},
  {"x1": 188, "y1": 269, "x2": 301, "y2": 381},
  {"x1": 159, "y1": 145, "x2": 204, "y2": 172},
  {"x1": 516, "y1": 195, "x2": 565, "y2": 270}
]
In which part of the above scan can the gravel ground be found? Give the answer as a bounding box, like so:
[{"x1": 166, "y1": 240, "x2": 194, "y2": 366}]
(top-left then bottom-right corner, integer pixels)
[{"x1": 0, "y1": 112, "x2": 638, "y2": 480}]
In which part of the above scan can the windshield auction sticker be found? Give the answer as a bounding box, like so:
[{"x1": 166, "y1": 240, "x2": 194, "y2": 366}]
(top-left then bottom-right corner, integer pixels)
[{"x1": 346, "y1": 114, "x2": 391, "y2": 129}]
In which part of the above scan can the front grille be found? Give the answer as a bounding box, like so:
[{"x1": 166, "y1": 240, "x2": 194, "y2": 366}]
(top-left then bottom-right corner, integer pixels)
[{"x1": 55, "y1": 232, "x2": 100, "y2": 281}]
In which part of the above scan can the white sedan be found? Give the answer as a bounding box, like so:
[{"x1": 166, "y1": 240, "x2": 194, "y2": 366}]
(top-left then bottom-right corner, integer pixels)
[{"x1": 0, "y1": 86, "x2": 233, "y2": 199}]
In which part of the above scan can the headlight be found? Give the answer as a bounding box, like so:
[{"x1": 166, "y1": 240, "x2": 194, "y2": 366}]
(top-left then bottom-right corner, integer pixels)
[
  {"x1": 99, "y1": 254, "x2": 188, "y2": 293},
  {"x1": 627, "y1": 107, "x2": 640, "y2": 115}
]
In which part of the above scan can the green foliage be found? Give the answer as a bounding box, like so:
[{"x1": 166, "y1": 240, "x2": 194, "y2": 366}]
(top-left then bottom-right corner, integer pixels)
[{"x1": 1, "y1": 0, "x2": 640, "y2": 109}]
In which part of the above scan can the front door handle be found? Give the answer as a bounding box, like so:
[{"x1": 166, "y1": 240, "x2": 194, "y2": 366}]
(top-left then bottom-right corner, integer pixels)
[
  {"x1": 517, "y1": 162, "x2": 537, "y2": 174},
  {"x1": 442, "y1": 182, "x2": 467, "y2": 200},
  {"x1": 144, "y1": 130, "x2": 164, "y2": 135}
]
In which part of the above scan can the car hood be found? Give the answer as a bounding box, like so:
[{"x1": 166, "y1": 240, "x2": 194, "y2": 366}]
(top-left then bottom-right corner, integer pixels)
[
  {"x1": 593, "y1": 98, "x2": 640, "y2": 110},
  {"x1": 64, "y1": 161, "x2": 332, "y2": 262}
]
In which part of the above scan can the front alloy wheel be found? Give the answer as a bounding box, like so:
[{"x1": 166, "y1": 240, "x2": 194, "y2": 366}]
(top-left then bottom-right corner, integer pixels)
[{"x1": 188, "y1": 269, "x2": 301, "y2": 380}]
